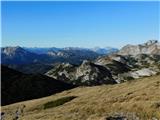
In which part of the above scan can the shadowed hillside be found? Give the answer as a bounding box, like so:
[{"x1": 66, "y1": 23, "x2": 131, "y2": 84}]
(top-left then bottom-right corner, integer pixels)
[{"x1": 1, "y1": 65, "x2": 74, "y2": 106}]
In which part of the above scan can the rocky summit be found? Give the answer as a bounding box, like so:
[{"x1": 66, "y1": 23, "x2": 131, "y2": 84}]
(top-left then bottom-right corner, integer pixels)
[
  {"x1": 1, "y1": 46, "x2": 40, "y2": 64},
  {"x1": 46, "y1": 60, "x2": 116, "y2": 86},
  {"x1": 118, "y1": 40, "x2": 160, "y2": 55}
]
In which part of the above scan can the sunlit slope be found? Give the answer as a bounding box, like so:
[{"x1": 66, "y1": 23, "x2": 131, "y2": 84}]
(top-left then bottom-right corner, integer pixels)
[{"x1": 2, "y1": 75, "x2": 160, "y2": 120}]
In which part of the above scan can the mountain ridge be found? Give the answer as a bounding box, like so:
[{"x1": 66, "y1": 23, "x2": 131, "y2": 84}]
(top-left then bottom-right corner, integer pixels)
[{"x1": 118, "y1": 40, "x2": 160, "y2": 55}]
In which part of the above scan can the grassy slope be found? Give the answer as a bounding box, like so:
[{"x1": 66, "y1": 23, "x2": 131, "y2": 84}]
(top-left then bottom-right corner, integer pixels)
[{"x1": 2, "y1": 75, "x2": 160, "y2": 120}]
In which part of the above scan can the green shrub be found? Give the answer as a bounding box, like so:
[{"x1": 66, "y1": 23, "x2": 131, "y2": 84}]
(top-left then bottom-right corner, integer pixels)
[
  {"x1": 124, "y1": 76, "x2": 134, "y2": 81},
  {"x1": 43, "y1": 96, "x2": 77, "y2": 109}
]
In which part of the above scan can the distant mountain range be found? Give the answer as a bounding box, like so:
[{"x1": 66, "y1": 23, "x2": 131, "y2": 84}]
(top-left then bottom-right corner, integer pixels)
[
  {"x1": 1, "y1": 40, "x2": 159, "y2": 68},
  {"x1": 91, "y1": 47, "x2": 118, "y2": 55},
  {"x1": 24, "y1": 46, "x2": 118, "y2": 55},
  {"x1": 1, "y1": 46, "x2": 118, "y2": 73},
  {"x1": 45, "y1": 40, "x2": 160, "y2": 85},
  {"x1": 1, "y1": 40, "x2": 160, "y2": 105},
  {"x1": 2, "y1": 46, "x2": 117, "y2": 65}
]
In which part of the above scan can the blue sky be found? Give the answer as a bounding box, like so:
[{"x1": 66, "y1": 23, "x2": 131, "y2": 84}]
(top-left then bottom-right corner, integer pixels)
[{"x1": 2, "y1": 1, "x2": 159, "y2": 48}]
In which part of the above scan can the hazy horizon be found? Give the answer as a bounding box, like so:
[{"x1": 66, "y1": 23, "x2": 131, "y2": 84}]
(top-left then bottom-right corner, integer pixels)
[
  {"x1": 1, "y1": 39, "x2": 159, "y2": 50},
  {"x1": 2, "y1": 1, "x2": 159, "y2": 48}
]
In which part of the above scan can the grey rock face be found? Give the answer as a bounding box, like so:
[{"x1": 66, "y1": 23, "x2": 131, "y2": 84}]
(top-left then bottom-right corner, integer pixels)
[
  {"x1": 45, "y1": 63, "x2": 77, "y2": 83},
  {"x1": 95, "y1": 55, "x2": 131, "y2": 75},
  {"x1": 118, "y1": 68, "x2": 157, "y2": 82},
  {"x1": 144, "y1": 40, "x2": 158, "y2": 46},
  {"x1": 94, "y1": 53, "x2": 160, "y2": 83},
  {"x1": 75, "y1": 60, "x2": 115, "y2": 85},
  {"x1": 46, "y1": 60, "x2": 116, "y2": 86},
  {"x1": 115, "y1": 54, "x2": 160, "y2": 82},
  {"x1": 118, "y1": 40, "x2": 160, "y2": 55}
]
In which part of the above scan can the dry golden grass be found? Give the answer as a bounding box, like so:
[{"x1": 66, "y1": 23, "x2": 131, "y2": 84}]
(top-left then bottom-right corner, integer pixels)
[{"x1": 2, "y1": 75, "x2": 160, "y2": 120}]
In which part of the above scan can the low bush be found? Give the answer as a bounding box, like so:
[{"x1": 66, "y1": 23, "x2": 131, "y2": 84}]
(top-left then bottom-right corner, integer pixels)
[{"x1": 43, "y1": 96, "x2": 77, "y2": 109}]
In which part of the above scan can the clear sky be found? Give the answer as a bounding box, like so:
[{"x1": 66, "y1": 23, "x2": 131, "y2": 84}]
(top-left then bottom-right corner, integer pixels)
[{"x1": 2, "y1": 1, "x2": 159, "y2": 48}]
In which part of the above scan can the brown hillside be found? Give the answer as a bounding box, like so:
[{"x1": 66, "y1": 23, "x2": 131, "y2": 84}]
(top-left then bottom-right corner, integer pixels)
[{"x1": 2, "y1": 75, "x2": 160, "y2": 120}]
